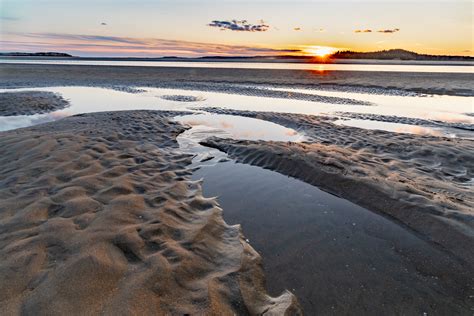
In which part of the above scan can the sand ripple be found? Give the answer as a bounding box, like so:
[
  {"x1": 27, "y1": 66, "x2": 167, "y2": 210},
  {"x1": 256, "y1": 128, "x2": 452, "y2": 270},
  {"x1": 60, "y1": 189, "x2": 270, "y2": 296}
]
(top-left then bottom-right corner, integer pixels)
[{"x1": 0, "y1": 91, "x2": 70, "y2": 116}]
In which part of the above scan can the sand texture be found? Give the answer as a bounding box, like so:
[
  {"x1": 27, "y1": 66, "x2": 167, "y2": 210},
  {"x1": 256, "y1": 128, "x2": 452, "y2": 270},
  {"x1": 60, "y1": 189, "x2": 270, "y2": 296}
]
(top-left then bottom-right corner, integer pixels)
[
  {"x1": 1, "y1": 63, "x2": 473, "y2": 96},
  {"x1": 0, "y1": 111, "x2": 301, "y2": 315},
  {"x1": 200, "y1": 108, "x2": 474, "y2": 267},
  {"x1": 0, "y1": 91, "x2": 70, "y2": 116}
]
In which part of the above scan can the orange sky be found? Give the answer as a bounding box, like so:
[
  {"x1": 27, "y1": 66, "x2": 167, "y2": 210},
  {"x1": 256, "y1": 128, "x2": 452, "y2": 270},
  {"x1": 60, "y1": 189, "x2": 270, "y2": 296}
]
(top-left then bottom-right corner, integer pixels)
[{"x1": 1, "y1": 1, "x2": 472, "y2": 57}]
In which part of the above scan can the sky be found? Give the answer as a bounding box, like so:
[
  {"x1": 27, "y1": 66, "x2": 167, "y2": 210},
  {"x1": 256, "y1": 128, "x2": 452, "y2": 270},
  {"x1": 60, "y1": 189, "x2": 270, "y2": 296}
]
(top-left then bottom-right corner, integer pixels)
[{"x1": 0, "y1": 0, "x2": 472, "y2": 57}]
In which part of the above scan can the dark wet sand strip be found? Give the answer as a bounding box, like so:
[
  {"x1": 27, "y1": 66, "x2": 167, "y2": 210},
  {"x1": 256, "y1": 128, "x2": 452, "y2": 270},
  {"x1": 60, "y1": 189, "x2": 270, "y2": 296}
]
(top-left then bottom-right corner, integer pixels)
[{"x1": 2, "y1": 63, "x2": 473, "y2": 96}]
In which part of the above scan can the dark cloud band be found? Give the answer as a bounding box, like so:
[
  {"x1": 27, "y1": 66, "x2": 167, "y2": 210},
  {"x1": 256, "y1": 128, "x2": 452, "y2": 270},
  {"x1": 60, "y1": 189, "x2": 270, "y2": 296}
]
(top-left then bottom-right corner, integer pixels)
[{"x1": 355, "y1": 28, "x2": 400, "y2": 34}]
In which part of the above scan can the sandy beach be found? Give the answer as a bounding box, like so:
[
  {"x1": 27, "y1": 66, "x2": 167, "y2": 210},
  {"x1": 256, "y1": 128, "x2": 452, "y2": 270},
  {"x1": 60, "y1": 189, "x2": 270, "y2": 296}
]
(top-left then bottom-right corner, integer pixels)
[{"x1": 0, "y1": 63, "x2": 473, "y2": 314}]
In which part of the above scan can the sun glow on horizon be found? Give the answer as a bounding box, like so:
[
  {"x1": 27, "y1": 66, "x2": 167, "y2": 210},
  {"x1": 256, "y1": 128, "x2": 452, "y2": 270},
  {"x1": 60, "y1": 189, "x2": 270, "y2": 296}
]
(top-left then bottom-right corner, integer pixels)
[{"x1": 303, "y1": 46, "x2": 338, "y2": 57}]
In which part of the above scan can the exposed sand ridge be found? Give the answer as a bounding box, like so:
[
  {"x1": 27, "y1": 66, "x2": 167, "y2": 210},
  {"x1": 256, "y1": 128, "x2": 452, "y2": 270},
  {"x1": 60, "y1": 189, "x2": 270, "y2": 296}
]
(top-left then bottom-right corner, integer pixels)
[{"x1": 0, "y1": 91, "x2": 70, "y2": 116}]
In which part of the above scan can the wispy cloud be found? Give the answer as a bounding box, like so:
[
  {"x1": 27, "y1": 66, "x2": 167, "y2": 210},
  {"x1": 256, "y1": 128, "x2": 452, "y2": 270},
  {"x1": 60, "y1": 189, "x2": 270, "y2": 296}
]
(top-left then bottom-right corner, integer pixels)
[
  {"x1": 354, "y1": 29, "x2": 372, "y2": 33},
  {"x1": 208, "y1": 20, "x2": 269, "y2": 32},
  {"x1": 2, "y1": 32, "x2": 300, "y2": 57},
  {"x1": 293, "y1": 27, "x2": 302, "y2": 31},
  {"x1": 0, "y1": 15, "x2": 19, "y2": 21},
  {"x1": 377, "y1": 28, "x2": 400, "y2": 33}
]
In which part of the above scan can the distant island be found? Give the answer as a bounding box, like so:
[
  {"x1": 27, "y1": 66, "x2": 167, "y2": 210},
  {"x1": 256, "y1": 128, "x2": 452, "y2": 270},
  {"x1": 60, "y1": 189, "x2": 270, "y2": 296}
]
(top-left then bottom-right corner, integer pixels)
[
  {"x1": 1, "y1": 49, "x2": 472, "y2": 62},
  {"x1": 330, "y1": 49, "x2": 473, "y2": 61}
]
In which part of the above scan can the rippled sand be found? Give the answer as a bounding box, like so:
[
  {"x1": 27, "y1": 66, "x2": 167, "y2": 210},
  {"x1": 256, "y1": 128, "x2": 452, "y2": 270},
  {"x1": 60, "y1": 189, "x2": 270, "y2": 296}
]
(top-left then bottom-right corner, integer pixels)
[{"x1": 0, "y1": 110, "x2": 301, "y2": 315}]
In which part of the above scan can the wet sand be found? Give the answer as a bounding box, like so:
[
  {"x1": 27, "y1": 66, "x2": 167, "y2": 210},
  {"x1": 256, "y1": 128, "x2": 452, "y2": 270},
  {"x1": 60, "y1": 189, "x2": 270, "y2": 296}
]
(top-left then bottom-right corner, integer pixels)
[
  {"x1": 1, "y1": 63, "x2": 473, "y2": 96},
  {"x1": 0, "y1": 110, "x2": 301, "y2": 314}
]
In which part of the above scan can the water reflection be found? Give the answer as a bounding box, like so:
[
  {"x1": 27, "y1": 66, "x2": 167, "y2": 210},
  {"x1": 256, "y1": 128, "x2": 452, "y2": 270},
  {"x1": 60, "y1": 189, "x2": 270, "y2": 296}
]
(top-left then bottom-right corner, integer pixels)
[
  {"x1": 265, "y1": 87, "x2": 474, "y2": 123},
  {"x1": 0, "y1": 87, "x2": 198, "y2": 131},
  {"x1": 175, "y1": 113, "x2": 305, "y2": 142},
  {"x1": 0, "y1": 86, "x2": 472, "y2": 139},
  {"x1": 193, "y1": 159, "x2": 465, "y2": 314},
  {"x1": 334, "y1": 119, "x2": 447, "y2": 137}
]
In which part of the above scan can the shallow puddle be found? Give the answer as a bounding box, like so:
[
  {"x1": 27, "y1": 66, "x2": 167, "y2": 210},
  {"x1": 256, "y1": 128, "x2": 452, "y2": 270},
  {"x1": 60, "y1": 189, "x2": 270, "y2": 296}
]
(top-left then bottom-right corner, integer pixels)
[
  {"x1": 334, "y1": 118, "x2": 457, "y2": 137},
  {"x1": 175, "y1": 113, "x2": 305, "y2": 142}
]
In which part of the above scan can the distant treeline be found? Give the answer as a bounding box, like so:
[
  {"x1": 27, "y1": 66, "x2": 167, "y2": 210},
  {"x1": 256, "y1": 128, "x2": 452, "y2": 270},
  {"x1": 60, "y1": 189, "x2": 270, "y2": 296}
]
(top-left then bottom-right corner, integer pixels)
[
  {"x1": 1, "y1": 49, "x2": 472, "y2": 61},
  {"x1": 331, "y1": 49, "x2": 473, "y2": 61},
  {"x1": 0, "y1": 52, "x2": 73, "y2": 57}
]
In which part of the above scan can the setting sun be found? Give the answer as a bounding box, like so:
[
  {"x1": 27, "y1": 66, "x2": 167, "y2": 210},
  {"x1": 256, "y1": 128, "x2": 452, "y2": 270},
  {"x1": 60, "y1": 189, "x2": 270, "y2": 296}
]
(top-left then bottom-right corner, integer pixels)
[{"x1": 303, "y1": 46, "x2": 338, "y2": 57}]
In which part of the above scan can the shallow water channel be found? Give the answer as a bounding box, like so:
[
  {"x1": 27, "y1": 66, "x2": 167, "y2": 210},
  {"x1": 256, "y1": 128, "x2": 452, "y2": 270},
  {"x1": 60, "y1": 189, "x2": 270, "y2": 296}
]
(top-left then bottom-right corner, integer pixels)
[{"x1": 175, "y1": 117, "x2": 471, "y2": 314}]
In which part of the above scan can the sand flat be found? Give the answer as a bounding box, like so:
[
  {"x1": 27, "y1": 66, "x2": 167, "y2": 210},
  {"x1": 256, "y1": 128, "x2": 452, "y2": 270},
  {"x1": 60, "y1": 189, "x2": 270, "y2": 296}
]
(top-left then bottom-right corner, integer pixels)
[
  {"x1": 0, "y1": 110, "x2": 301, "y2": 315},
  {"x1": 1, "y1": 63, "x2": 473, "y2": 96}
]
